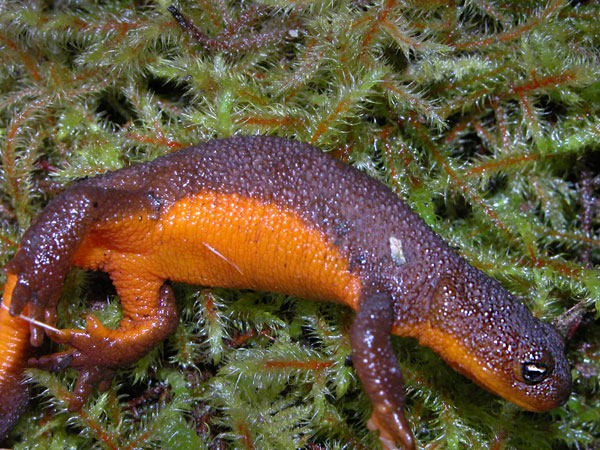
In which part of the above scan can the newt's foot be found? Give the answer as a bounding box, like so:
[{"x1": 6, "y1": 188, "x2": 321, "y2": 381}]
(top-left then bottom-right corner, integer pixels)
[
  {"x1": 367, "y1": 404, "x2": 415, "y2": 450},
  {"x1": 28, "y1": 315, "x2": 120, "y2": 410},
  {"x1": 28, "y1": 284, "x2": 179, "y2": 410},
  {"x1": 31, "y1": 351, "x2": 115, "y2": 410},
  {"x1": 6, "y1": 269, "x2": 62, "y2": 347}
]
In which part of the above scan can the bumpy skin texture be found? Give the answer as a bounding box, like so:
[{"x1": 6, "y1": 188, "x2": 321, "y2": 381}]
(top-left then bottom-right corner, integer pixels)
[{"x1": 0, "y1": 136, "x2": 571, "y2": 449}]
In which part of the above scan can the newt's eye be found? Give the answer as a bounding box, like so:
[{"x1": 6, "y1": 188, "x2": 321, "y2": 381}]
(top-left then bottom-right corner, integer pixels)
[{"x1": 522, "y1": 362, "x2": 550, "y2": 385}]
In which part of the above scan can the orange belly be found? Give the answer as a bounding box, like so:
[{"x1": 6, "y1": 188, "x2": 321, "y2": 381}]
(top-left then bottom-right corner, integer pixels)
[{"x1": 73, "y1": 192, "x2": 362, "y2": 310}]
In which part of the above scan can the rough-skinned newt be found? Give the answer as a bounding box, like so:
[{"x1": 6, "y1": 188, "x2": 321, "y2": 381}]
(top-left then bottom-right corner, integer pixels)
[{"x1": 0, "y1": 136, "x2": 571, "y2": 449}]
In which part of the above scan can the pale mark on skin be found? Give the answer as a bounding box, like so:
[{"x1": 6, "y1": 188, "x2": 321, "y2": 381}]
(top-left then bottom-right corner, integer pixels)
[{"x1": 389, "y1": 236, "x2": 406, "y2": 266}]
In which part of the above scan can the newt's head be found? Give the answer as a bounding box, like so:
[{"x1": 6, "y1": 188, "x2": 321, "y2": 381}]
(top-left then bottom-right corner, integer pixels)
[{"x1": 420, "y1": 268, "x2": 571, "y2": 412}]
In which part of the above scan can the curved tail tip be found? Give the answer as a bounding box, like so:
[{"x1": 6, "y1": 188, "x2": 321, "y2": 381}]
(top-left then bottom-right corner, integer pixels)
[
  {"x1": 0, "y1": 379, "x2": 29, "y2": 442},
  {"x1": 1, "y1": 273, "x2": 31, "y2": 442}
]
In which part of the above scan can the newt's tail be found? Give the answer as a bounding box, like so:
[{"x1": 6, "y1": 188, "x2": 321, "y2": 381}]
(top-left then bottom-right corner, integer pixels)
[{"x1": 0, "y1": 274, "x2": 31, "y2": 441}]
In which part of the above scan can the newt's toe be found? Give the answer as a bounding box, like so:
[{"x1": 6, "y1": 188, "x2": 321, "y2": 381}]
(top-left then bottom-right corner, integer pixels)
[
  {"x1": 69, "y1": 367, "x2": 115, "y2": 411},
  {"x1": 29, "y1": 350, "x2": 74, "y2": 372},
  {"x1": 367, "y1": 408, "x2": 415, "y2": 450}
]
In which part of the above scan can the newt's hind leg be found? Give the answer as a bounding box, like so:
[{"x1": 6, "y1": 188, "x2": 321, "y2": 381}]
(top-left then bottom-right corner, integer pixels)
[
  {"x1": 350, "y1": 287, "x2": 415, "y2": 450},
  {"x1": 30, "y1": 283, "x2": 179, "y2": 411}
]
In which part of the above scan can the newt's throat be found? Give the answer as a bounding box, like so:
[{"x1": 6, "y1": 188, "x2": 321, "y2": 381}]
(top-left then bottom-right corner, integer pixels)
[{"x1": 418, "y1": 323, "x2": 531, "y2": 410}]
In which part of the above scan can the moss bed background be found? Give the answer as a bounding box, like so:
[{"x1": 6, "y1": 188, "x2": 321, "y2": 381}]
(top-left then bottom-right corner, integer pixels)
[{"x1": 1, "y1": 0, "x2": 599, "y2": 448}]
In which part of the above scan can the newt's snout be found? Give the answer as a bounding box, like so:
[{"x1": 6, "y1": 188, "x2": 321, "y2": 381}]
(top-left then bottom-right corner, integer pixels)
[
  {"x1": 422, "y1": 271, "x2": 571, "y2": 414},
  {"x1": 506, "y1": 321, "x2": 571, "y2": 413}
]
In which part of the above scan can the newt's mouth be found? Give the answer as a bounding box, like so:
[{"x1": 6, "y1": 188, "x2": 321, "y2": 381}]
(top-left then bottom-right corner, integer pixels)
[{"x1": 417, "y1": 322, "x2": 571, "y2": 412}]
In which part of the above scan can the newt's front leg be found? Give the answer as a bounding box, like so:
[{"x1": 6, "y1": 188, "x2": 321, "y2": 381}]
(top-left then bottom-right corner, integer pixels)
[{"x1": 350, "y1": 287, "x2": 415, "y2": 450}]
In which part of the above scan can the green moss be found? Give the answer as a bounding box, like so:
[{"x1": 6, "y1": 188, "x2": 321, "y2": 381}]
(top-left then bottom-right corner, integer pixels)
[{"x1": 1, "y1": 0, "x2": 599, "y2": 448}]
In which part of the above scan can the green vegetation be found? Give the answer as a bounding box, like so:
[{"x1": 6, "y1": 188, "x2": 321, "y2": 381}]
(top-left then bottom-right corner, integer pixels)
[{"x1": 1, "y1": 0, "x2": 599, "y2": 448}]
